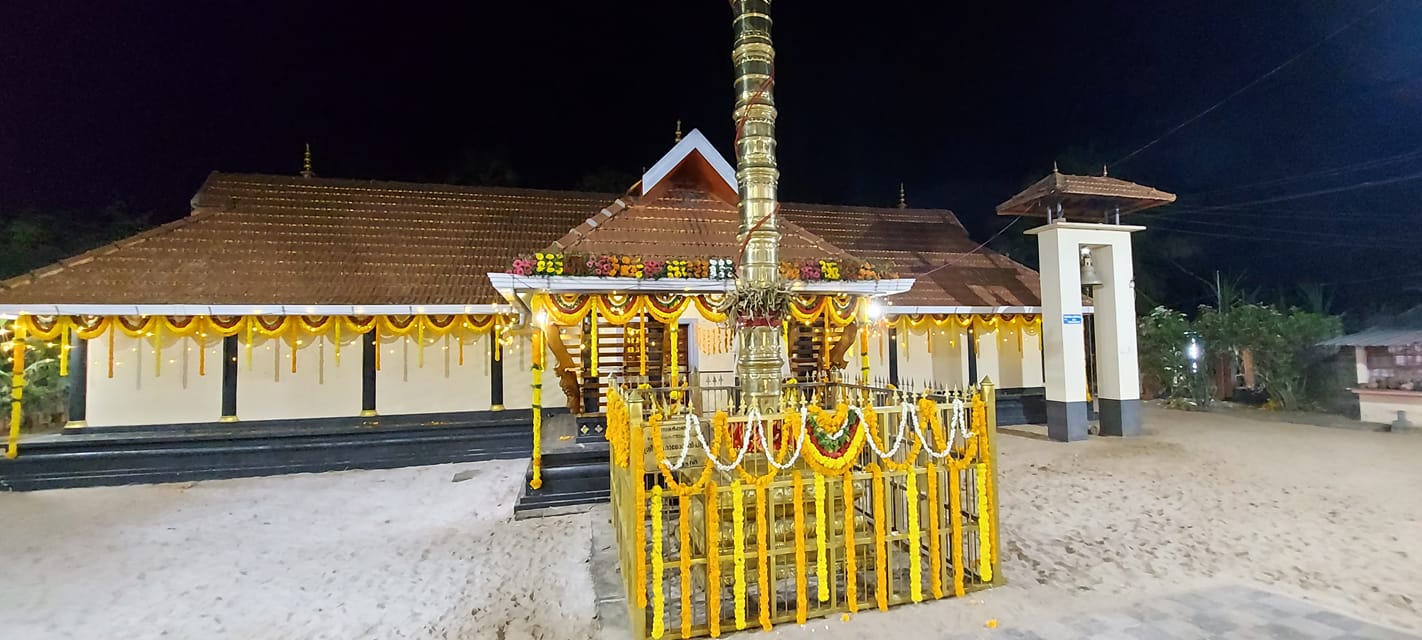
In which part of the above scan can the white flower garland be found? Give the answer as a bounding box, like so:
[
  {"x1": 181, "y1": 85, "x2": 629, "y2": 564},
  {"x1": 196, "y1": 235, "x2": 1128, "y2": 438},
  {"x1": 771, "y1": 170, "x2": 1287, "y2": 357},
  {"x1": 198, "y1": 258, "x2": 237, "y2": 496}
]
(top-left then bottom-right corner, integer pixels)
[{"x1": 860, "y1": 403, "x2": 909, "y2": 459}]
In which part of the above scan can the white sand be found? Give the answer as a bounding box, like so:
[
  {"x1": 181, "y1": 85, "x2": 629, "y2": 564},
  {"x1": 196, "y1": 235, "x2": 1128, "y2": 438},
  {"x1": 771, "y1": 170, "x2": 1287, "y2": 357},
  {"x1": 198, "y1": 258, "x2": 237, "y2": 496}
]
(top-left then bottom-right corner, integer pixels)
[
  {"x1": 3, "y1": 407, "x2": 1419, "y2": 639},
  {"x1": 0, "y1": 459, "x2": 594, "y2": 640}
]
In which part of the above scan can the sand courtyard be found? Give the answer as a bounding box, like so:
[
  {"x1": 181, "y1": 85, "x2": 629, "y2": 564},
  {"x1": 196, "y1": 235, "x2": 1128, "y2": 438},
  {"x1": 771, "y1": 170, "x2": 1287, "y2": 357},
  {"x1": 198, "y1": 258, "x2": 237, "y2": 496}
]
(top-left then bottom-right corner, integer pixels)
[{"x1": 2, "y1": 406, "x2": 1418, "y2": 640}]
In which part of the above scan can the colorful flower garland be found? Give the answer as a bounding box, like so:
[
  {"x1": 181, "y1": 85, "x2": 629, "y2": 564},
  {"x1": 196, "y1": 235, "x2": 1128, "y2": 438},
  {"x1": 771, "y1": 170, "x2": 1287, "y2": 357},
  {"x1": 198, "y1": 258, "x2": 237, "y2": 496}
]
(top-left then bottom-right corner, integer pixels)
[
  {"x1": 842, "y1": 472, "x2": 859, "y2": 613},
  {"x1": 906, "y1": 467, "x2": 923, "y2": 603},
  {"x1": 650, "y1": 485, "x2": 666, "y2": 639},
  {"x1": 870, "y1": 464, "x2": 889, "y2": 611},
  {"x1": 706, "y1": 482, "x2": 722, "y2": 638},
  {"x1": 792, "y1": 472, "x2": 809, "y2": 625},
  {"x1": 679, "y1": 491, "x2": 694, "y2": 639},
  {"x1": 507, "y1": 254, "x2": 893, "y2": 281},
  {"x1": 732, "y1": 480, "x2": 748, "y2": 631},
  {"x1": 814, "y1": 472, "x2": 829, "y2": 603},
  {"x1": 755, "y1": 483, "x2": 773, "y2": 631}
]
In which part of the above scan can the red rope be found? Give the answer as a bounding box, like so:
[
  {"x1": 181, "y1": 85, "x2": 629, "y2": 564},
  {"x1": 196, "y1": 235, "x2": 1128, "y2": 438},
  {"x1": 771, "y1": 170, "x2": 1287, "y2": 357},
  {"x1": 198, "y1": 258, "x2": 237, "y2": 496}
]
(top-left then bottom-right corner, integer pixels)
[{"x1": 730, "y1": 2, "x2": 780, "y2": 266}]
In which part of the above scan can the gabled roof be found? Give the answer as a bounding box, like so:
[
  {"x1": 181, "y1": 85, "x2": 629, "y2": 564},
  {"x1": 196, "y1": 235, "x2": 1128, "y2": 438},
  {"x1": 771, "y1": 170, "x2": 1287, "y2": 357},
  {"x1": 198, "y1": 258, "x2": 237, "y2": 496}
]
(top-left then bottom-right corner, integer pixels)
[
  {"x1": 641, "y1": 128, "x2": 737, "y2": 198},
  {"x1": 996, "y1": 170, "x2": 1176, "y2": 218},
  {"x1": 0, "y1": 173, "x2": 613, "y2": 306},
  {"x1": 781, "y1": 204, "x2": 1043, "y2": 308}
]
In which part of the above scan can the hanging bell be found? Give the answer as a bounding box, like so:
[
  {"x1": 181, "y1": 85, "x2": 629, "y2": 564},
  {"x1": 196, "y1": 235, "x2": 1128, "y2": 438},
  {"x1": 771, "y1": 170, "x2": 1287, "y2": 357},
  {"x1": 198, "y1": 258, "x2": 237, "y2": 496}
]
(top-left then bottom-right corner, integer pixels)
[{"x1": 1079, "y1": 250, "x2": 1105, "y2": 288}]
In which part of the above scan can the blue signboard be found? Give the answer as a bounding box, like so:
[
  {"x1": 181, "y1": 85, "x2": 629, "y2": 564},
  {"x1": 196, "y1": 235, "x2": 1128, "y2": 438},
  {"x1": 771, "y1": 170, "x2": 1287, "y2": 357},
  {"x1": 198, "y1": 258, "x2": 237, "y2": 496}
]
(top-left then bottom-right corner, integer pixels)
[{"x1": 1062, "y1": 314, "x2": 1083, "y2": 325}]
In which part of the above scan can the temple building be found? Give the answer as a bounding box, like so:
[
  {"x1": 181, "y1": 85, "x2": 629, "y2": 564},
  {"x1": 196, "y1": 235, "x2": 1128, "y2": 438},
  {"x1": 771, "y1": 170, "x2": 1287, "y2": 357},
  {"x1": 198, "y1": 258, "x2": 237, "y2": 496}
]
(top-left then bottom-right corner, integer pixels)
[{"x1": 0, "y1": 130, "x2": 1048, "y2": 488}]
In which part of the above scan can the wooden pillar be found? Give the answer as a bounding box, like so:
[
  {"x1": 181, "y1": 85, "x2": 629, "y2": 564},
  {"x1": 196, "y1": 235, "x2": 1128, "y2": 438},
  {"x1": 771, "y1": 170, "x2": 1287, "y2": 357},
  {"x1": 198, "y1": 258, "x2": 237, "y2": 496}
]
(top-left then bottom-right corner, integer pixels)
[
  {"x1": 361, "y1": 331, "x2": 377, "y2": 416},
  {"x1": 888, "y1": 326, "x2": 900, "y2": 386},
  {"x1": 490, "y1": 337, "x2": 505, "y2": 411},
  {"x1": 220, "y1": 335, "x2": 238, "y2": 421},
  {"x1": 64, "y1": 333, "x2": 88, "y2": 428}
]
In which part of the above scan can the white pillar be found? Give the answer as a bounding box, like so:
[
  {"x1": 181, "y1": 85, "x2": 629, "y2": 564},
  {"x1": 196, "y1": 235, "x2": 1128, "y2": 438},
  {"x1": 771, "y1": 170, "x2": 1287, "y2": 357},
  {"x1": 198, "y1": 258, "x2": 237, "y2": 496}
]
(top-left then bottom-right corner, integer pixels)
[{"x1": 1027, "y1": 222, "x2": 1145, "y2": 441}]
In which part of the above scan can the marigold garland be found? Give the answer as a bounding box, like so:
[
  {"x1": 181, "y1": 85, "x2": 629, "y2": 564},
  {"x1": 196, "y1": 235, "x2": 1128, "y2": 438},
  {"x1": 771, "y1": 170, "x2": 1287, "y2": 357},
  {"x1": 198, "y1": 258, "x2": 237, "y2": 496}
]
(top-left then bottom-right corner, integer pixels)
[
  {"x1": 814, "y1": 472, "x2": 829, "y2": 603},
  {"x1": 605, "y1": 386, "x2": 629, "y2": 468},
  {"x1": 706, "y1": 482, "x2": 722, "y2": 638},
  {"x1": 842, "y1": 471, "x2": 859, "y2": 613},
  {"x1": 632, "y1": 399, "x2": 647, "y2": 608},
  {"x1": 732, "y1": 480, "x2": 748, "y2": 630},
  {"x1": 679, "y1": 488, "x2": 694, "y2": 639},
  {"x1": 975, "y1": 462, "x2": 993, "y2": 582},
  {"x1": 755, "y1": 483, "x2": 772, "y2": 631},
  {"x1": 792, "y1": 472, "x2": 809, "y2": 624},
  {"x1": 906, "y1": 468, "x2": 923, "y2": 603},
  {"x1": 651, "y1": 485, "x2": 666, "y2": 639},
  {"x1": 926, "y1": 460, "x2": 944, "y2": 599},
  {"x1": 530, "y1": 328, "x2": 544, "y2": 491},
  {"x1": 870, "y1": 464, "x2": 889, "y2": 611},
  {"x1": 949, "y1": 463, "x2": 966, "y2": 597}
]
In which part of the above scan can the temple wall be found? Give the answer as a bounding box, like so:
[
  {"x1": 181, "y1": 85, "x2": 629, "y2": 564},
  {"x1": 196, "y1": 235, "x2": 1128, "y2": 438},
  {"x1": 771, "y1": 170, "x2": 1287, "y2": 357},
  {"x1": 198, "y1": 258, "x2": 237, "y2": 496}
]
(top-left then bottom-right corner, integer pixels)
[
  {"x1": 85, "y1": 334, "x2": 224, "y2": 427},
  {"x1": 500, "y1": 338, "x2": 569, "y2": 412},
  {"x1": 376, "y1": 333, "x2": 493, "y2": 415},
  {"x1": 930, "y1": 325, "x2": 971, "y2": 389},
  {"x1": 237, "y1": 334, "x2": 361, "y2": 421}
]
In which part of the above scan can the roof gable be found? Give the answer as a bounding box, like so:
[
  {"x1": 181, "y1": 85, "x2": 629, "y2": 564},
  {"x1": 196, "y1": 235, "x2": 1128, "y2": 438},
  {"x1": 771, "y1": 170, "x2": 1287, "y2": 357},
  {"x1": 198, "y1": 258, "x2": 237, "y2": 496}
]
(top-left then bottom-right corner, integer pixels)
[{"x1": 640, "y1": 128, "x2": 738, "y2": 201}]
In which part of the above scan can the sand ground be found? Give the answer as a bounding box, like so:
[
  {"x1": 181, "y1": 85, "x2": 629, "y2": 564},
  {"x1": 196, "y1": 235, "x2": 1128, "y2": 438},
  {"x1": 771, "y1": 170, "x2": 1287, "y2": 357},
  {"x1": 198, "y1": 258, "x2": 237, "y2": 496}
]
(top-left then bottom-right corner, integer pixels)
[{"x1": 1, "y1": 406, "x2": 1419, "y2": 639}]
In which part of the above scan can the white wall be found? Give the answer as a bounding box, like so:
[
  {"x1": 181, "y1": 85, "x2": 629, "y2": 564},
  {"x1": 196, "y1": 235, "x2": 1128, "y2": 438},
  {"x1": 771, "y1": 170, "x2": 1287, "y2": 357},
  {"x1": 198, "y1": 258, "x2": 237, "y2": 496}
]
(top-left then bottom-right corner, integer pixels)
[
  {"x1": 85, "y1": 333, "x2": 223, "y2": 427},
  {"x1": 499, "y1": 334, "x2": 569, "y2": 412},
  {"x1": 376, "y1": 332, "x2": 493, "y2": 415},
  {"x1": 930, "y1": 325, "x2": 970, "y2": 390},
  {"x1": 858, "y1": 317, "x2": 1045, "y2": 392},
  {"x1": 237, "y1": 334, "x2": 361, "y2": 421},
  {"x1": 1357, "y1": 391, "x2": 1421, "y2": 425}
]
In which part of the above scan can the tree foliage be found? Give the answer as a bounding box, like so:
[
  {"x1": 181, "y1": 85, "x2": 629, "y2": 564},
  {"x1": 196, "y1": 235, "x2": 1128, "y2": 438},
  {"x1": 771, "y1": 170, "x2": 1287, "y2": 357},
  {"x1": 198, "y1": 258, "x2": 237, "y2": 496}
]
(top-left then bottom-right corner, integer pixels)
[
  {"x1": 0, "y1": 324, "x2": 70, "y2": 433},
  {"x1": 1136, "y1": 306, "x2": 1192, "y2": 400},
  {"x1": 0, "y1": 202, "x2": 152, "y2": 280}
]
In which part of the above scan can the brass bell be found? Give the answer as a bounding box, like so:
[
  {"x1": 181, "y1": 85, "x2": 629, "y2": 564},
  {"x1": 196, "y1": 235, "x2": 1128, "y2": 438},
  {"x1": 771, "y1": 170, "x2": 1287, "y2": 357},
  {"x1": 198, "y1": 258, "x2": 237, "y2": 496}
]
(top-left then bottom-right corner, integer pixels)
[{"x1": 1079, "y1": 249, "x2": 1105, "y2": 288}]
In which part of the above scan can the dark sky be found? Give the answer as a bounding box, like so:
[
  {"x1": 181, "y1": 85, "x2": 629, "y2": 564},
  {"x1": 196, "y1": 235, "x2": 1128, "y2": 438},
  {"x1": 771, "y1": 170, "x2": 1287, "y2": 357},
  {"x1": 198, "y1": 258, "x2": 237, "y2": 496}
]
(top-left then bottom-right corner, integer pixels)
[{"x1": 3, "y1": 1, "x2": 1420, "y2": 309}]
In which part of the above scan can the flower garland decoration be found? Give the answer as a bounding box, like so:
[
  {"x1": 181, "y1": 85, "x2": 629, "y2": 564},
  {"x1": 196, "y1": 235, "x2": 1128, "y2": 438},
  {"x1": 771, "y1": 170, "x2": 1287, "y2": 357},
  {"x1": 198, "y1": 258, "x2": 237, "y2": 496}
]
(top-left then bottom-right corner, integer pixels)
[
  {"x1": 632, "y1": 400, "x2": 647, "y2": 608},
  {"x1": 975, "y1": 462, "x2": 993, "y2": 582},
  {"x1": 814, "y1": 472, "x2": 829, "y2": 603},
  {"x1": 926, "y1": 460, "x2": 944, "y2": 599},
  {"x1": 508, "y1": 254, "x2": 892, "y2": 280},
  {"x1": 792, "y1": 472, "x2": 809, "y2": 624},
  {"x1": 949, "y1": 463, "x2": 966, "y2": 597},
  {"x1": 842, "y1": 471, "x2": 859, "y2": 613},
  {"x1": 755, "y1": 483, "x2": 772, "y2": 631},
  {"x1": 906, "y1": 468, "x2": 923, "y2": 603},
  {"x1": 732, "y1": 480, "x2": 748, "y2": 631},
  {"x1": 650, "y1": 485, "x2": 666, "y2": 639},
  {"x1": 870, "y1": 464, "x2": 889, "y2": 611},
  {"x1": 605, "y1": 386, "x2": 629, "y2": 468},
  {"x1": 706, "y1": 482, "x2": 722, "y2": 638},
  {"x1": 679, "y1": 489, "x2": 694, "y2": 639}
]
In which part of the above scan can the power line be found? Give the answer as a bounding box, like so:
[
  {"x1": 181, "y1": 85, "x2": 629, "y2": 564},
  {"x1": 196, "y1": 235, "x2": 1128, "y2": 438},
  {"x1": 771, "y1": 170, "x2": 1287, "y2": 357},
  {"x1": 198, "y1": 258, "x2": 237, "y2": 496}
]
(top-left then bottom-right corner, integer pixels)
[
  {"x1": 1181, "y1": 148, "x2": 1422, "y2": 198},
  {"x1": 1142, "y1": 203, "x2": 1422, "y2": 221},
  {"x1": 1109, "y1": 1, "x2": 1391, "y2": 168},
  {"x1": 1150, "y1": 216, "x2": 1421, "y2": 244},
  {"x1": 915, "y1": 217, "x2": 1022, "y2": 279},
  {"x1": 1145, "y1": 222, "x2": 1412, "y2": 249}
]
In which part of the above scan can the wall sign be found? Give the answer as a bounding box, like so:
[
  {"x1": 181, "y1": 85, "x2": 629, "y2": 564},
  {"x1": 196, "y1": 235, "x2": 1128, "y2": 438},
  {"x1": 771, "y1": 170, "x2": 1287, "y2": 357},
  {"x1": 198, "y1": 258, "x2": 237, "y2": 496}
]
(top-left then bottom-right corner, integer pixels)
[{"x1": 1062, "y1": 314, "x2": 1083, "y2": 325}]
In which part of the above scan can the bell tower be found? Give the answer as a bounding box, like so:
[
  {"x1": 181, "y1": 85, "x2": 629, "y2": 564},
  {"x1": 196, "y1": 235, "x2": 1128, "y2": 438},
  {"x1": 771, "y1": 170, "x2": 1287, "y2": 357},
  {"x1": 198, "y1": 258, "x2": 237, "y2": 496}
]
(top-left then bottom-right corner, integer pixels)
[{"x1": 996, "y1": 167, "x2": 1175, "y2": 441}]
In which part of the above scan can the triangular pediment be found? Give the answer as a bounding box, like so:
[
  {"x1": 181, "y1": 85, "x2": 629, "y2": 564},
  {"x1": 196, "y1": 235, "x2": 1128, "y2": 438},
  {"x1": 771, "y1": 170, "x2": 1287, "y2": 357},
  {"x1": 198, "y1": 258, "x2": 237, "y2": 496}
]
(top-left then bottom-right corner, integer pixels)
[{"x1": 640, "y1": 128, "x2": 738, "y2": 202}]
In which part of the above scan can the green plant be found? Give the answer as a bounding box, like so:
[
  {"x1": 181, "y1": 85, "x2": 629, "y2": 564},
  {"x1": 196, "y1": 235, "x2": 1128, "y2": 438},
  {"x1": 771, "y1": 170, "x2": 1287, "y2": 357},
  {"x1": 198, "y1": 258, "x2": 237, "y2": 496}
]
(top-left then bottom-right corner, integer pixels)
[
  {"x1": 0, "y1": 325, "x2": 70, "y2": 432},
  {"x1": 1194, "y1": 304, "x2": 1341, "y2": 410},
  {"x1": 1136, "y1": 307, "x2": 1191, "y2": 400}
]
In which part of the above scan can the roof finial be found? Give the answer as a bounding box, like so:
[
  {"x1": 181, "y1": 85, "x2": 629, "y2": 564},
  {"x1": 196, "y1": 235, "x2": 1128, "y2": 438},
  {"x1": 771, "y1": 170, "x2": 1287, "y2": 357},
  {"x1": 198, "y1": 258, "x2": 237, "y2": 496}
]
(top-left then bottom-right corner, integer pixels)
[
  {"x1": 301, "y1": 143, "x2": 314, "y2": 178},
  {"x1": 1102, "y1": 164, "x2": 1109, "y2": 177},
  {"x1": 1052, "y1": 161, "x2": 1060, "y2": 174},
  {"x1": 674, "y1": 120, "x2": 682, "y2": 142},
  {"x1": 897, "y1": 182, "x2": 907, "y2": 208}
]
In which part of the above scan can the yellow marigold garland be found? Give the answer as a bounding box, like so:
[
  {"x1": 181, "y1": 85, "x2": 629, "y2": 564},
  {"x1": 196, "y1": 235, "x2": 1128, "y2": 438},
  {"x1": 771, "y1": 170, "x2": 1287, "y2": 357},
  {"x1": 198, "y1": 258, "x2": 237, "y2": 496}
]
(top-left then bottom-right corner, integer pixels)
[
  {"x1": 842, "y1": 471, "x2": 859, "y2": 613},
  {"x1": 651, "y1": 485, "x2": 666, "y2": 639},
  {"x1": 949, "y1": 463, "x2": 966, "y2": 597},
  {"x1": 870, "y1": 464, "x2": 889, "y2": 611},
  {"x1": 732, "y1": 480, "x2": 747, "y2": 630},
  {"x1": 530, "y1": 330, "x2": 544, "y2": 490},
  {"x1": 679, "y1": 487, "x2": 693, "y2": 639},
  {"x1": 632, "y1": 402, "x2": 647, "y2": 608},
  {"x1": 814, "y1": 472, "x2": 829, "y2": 603},
  {"x1": 755, "y1": 483, "x2": 772, "y2": 631},
  {"x1": 926, "y1": 460, "x2": 944, "y2": 599},
  {"x1": 906, "y1": 468, "x2": 923, "y2": 602},
  {"x1": 792, "y1": 472, "x2": 809, "y2": 624},
  {"x1": 706, "y1": 482, "x2": 722, "y2": 638},
  {"x1": 605, "y1": 386, "x2": 629, "y2": 468},
  {"x1": 975, "y1": 462, "x2": 993, "y2": 582}
]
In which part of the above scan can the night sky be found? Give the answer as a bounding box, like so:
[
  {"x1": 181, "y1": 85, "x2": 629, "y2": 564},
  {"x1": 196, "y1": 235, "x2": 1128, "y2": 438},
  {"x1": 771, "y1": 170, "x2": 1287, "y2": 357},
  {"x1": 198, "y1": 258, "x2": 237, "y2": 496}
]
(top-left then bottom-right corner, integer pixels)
[{"x1": 4, "y1": 1, "x2": 1420, "y2": 311}]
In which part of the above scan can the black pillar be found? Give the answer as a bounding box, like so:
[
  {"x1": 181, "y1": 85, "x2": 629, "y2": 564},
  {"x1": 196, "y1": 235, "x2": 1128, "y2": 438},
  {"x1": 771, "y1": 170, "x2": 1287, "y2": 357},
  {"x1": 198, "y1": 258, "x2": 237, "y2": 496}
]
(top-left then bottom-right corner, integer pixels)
[
  {"x1": 221, "y1": 335, "x2": 238, "y2": 421},
  {"x1": 362, "y1": 331, "x2": 377, "y2": 416},
  {"x1": 887, "y1": 327, "x2": 899, "y2": 386},
  {"x1": 490, "y1": 341, "x2": 505, "y2": 410},
  {"x1": 967, "y1": 326, "x2": 979, "y2": 385},
  {"x1": 65, "y1": 334, "x2": 88, "y2": 427}
]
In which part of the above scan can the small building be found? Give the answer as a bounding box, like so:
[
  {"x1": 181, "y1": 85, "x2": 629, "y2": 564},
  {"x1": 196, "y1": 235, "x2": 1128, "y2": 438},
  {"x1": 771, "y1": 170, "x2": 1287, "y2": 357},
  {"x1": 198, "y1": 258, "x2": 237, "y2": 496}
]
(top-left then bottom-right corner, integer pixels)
[{"x1": 1323, "y1": 325, "x2": 1422, "y2": 428}]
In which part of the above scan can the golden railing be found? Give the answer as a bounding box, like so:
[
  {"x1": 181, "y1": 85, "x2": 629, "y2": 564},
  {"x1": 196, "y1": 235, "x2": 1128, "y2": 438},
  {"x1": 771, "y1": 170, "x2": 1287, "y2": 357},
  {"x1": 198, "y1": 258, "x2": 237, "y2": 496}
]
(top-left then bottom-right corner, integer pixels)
[{"x1": 607, "y1": 382, "x2": 1002, "y2": 639}]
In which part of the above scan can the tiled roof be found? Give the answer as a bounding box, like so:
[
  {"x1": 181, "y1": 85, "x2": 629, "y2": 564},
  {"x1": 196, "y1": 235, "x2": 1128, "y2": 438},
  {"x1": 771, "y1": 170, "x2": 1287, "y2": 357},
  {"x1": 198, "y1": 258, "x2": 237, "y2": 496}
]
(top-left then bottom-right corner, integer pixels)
[
  {"x1": 781, "y1": 204, "x2": 1042, "y2": 308},
  {"x1": 550, "y1": 181, "x2": 858, "y2": 263},
  {"x1": 996, "y1": 171, "x2": 1176, "y2": 218},
  {"x1": 0, "y1": 172, "x2": 1046, "y2": 309},
  {"x1": 0, "y1": 173, "x2": 615, "y2": 305}
]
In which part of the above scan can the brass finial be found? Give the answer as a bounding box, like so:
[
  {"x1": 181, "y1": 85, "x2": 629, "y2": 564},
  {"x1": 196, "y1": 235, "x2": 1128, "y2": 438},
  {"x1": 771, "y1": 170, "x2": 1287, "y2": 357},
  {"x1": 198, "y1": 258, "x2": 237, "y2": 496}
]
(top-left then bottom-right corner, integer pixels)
[
  {"x1": 897, "y1": 182, "x2": 907, "y2": 208},
  {"x1": 1102, "y1": 164, "x2": 1109, "y2": 177},
  {"x1": 674, "y1": 120, "x2": 683, "y2": 142},
  {"x1": 301, "y1": 143, "x2": 314, "y2": 178},
  {"x1": 1052, "y1": 161, "x2": 1060, "y2": 174}
]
